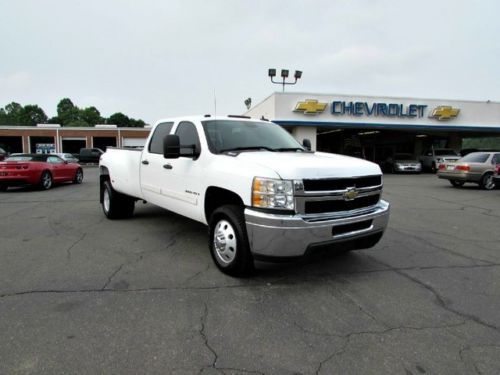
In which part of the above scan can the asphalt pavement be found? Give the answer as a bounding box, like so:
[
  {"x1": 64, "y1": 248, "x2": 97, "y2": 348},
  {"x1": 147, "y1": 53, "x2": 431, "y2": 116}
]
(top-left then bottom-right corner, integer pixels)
[{"x1": 1, "y1": 168, "x2": 499, "y2": 374}]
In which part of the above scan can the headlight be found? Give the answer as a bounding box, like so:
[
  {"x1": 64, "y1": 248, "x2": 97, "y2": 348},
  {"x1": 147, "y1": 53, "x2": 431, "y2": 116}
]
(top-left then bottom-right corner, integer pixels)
[{"x1": 252, "y1": 177, "x2": 294, "y2": 210}]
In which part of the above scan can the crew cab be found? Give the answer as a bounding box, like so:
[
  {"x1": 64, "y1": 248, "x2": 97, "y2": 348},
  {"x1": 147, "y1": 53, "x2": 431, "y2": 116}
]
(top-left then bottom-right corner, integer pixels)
[{"x1": 99, "y1": 116, "x2": 390, "y2": 276}]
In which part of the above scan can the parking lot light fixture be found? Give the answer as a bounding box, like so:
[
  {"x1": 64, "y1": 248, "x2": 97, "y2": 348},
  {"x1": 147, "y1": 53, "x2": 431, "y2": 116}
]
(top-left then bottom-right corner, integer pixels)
[{"x1": 268, "y1": 68, "x2": 302, "y2": 92}]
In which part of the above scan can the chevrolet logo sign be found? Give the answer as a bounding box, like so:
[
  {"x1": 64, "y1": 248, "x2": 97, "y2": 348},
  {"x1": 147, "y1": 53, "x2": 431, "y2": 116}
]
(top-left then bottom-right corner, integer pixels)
[
  {"x1": 429, "y1": 106, "x2": 460, "y2": 120},
  {"x1": 294, "y1": 99, "x2": 327, "y2": 115},
  {"x1": 343, "y1": 187, "x2": 359, "y2": 201}
]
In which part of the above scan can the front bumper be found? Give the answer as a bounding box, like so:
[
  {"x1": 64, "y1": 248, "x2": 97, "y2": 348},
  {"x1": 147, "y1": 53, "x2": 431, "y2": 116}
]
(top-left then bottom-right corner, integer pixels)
[
  {"x1": 245, "y1": 200, "x2": 390, "y2": 258},
  {"x1": 394, "y1": 164, "x2": 422, "y2": 173}
]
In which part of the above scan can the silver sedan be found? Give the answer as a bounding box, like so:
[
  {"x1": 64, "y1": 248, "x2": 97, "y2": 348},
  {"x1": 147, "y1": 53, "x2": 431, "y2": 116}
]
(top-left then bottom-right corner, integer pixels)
[{"x1": 437, "y1": 151, "x2": 500, "y2": 190}]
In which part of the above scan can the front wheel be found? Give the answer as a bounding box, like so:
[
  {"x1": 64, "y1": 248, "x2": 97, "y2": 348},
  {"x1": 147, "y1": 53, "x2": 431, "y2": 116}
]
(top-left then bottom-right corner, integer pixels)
[
  {"x1": 39, "y1": 171, "x2": 53, "y2": 190},
  {"x1": 209, "y1": 205, "x2": 254, "y2": 277},
  {"x1": 102, "y1": 180, "x2": 135, "y2": 219},
  {"x1": 480, "y1": 173, "x2": 495, "y2": 190},
  {"x1": 449, "y1": 180, "x2": 464, "y2": 187}
]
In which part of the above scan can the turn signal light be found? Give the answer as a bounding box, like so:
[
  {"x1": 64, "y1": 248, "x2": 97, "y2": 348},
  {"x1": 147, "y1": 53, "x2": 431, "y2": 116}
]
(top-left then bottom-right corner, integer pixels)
[{"x1": 455, "y1": 165, "x2": 470, "y2": 172}]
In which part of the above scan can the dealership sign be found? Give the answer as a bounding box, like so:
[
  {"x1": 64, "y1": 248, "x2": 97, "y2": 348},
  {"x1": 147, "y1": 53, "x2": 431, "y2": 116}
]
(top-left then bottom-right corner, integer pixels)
[{"x1": 294, "y1": 99, "x2": 460, "y2": 121}]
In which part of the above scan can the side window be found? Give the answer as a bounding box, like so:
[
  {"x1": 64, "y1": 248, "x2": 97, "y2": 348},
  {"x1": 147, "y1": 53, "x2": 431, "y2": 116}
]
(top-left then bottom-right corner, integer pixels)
[
  {"x1": 493, "y1": 154, "x2": 500, "y2": 164},
  {"x1": 175, "y1": 121, "x2": 201, "y2": 156},
  {"x1": 149, "y1": 122, "x2": 174, "y2": 154},
  {"x1": 47, "y1": 156, "x2": 63, "y2": 164}
]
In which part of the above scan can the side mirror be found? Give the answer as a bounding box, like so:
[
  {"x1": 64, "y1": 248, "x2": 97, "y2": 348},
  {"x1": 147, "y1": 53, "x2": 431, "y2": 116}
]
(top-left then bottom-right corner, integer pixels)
[
  {"x1": 302, "y1": 138, "x2": 311, "y2": 151},
  {"x1": 164, "y1": 135, "x2": 180, "y2": 159}
]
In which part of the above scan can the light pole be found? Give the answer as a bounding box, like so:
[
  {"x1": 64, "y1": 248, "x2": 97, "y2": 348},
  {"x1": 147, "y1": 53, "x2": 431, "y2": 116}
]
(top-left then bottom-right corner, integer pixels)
[{"x1": 268, "y1": 69, "x2": 302, "y2": 92}]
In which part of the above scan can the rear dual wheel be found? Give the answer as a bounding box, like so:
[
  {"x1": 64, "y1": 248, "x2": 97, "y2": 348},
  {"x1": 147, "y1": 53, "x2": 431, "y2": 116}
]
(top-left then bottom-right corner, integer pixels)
[{"x1": 102, "y1": 180, "x2": 135, "y2": 219}]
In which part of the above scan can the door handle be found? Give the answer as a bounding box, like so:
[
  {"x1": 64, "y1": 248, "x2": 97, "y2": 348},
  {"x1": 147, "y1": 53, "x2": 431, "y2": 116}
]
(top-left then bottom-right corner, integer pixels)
[
  {"x1": 163, "y1": 164, "x2": 173, "y2": 170},
  {"x1": 142, "y1": 160, "x2": 149, "y2": 165}
]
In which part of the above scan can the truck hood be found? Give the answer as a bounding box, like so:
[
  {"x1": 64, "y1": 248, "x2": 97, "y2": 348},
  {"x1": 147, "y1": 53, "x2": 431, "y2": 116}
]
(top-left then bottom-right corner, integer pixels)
[{"x1": 234, "y1": 151, "x2": 381, "y2": 179}]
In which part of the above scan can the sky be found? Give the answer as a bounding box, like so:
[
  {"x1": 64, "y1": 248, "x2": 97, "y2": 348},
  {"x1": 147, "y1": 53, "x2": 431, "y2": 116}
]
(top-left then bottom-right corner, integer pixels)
[{"x1": 1, "y1": 0, "x2": 499, "y2": 124}]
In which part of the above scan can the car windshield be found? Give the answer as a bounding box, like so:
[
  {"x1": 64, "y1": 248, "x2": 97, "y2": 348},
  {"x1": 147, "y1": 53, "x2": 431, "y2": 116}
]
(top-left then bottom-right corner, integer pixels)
[
  {"x1": 435, "y1": 149, "x2": 458, "y2": 156},
  {"x1": 459, "y1": 153, "x2": 489, "y2": 163},
  {"x1": 6, "y1": 154, "x2": 46, "y2": 162},
  {"x1": 394, "y1": 153, "x2": 414, "y2": 160},
  {"x1": 202, "y1": 120, "x2": 304, "y2": 153}
]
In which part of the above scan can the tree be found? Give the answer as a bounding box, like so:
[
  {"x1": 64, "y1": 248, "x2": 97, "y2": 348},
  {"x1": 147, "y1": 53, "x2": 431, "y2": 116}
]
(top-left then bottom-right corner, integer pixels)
[
  {"x1": 80, "y1": 106, "x2": 102, "y2": 126},
  {"x1": 18, "y1": 105, "x2": 48, "y2": 126},
  {"x1": 66, "y1": 119, "x2": 90, "y2": 127},
  {"x1": 57, "y1": 98, "x2": 80, "y2": 126},
  {"x1": 128, "y1": 118, "x2": 145, "y2": 128},
  {"x1": 0, "y1": 108, "x2": 7, "y2": 125},
  {"x1": 108, "y1": 112, "x2": 130, "y2": 127},
  {"x1": 4, "y1": 102, "x2": 23, "y2": 124}
]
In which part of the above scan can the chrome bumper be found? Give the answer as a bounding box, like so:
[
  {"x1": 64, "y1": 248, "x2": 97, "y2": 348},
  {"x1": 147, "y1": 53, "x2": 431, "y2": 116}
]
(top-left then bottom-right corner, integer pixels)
[{"x1": 245, "y1": 200, "x2": 390, "y2": 258}]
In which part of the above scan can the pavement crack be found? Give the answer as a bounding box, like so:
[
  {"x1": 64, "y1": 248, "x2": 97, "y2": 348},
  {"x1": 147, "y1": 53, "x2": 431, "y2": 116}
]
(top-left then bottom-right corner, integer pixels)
[
  {"x1": 65, "y1": 233, "x2": 86, "y2": 260},
  {"x1": 101, "y1": 264, "x2": 125, "y2": 290},
  {"x1": 199, "y1": 302, "x2": 218, "y2": 371},
  {"x1": 370, "y1": 257, "x2": 500, "y2": 333}
]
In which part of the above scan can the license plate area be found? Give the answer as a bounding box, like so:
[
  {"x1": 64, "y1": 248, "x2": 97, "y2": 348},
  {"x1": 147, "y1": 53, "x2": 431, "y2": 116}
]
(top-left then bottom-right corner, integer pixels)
[{"x1": 446, "y1": 165, "x2": 455, "y2": 170}]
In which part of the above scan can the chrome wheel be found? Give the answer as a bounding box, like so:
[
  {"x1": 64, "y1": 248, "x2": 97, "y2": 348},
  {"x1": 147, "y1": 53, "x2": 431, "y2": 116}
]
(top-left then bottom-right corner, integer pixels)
[
  {"x1": 483, "y1": 174, "x2": 495, "y2": 190},
  {"x1": 103, "y1": 187, "x2": 110, "y2": 213},
  {"x1": 213, "y1": 219, "x2": 237, "y2": 264},
  {"x1": 41, "y1": 172, "x2": 52, "y2": 190},
  {"x1": 75, "y1": 169, "x2": 83, "y2": 183}
]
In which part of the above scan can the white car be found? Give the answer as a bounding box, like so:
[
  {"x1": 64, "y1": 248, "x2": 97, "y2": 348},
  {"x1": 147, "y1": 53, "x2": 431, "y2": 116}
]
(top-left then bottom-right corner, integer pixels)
[{"x1": 420, "y1": 148, "x2": 460, "y2": 172}]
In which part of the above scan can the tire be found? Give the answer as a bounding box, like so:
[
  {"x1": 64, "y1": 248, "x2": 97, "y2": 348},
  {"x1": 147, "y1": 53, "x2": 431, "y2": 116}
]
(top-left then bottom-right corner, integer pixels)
[
  {"x1": 73, "y1": 168, "x2": 84, "y2": 184},
  {"x1": 102, "y1": 180, "x2": 135, "y2": 219},
  {"x1": 209, "y1": 205, "x2": 254, "y2": 277},
  {"x1": 39, "y1": 171, "x2": 53, "y2": 190},
  {"x1": 431, "y1": 162, "x2": 437, "y2": 173},
  {"x1": 479, "y1": 173, "x2": 495, "y2": 190},
  {"x1": 449, "y1": 180, "x2": 464, "y2": 187}
]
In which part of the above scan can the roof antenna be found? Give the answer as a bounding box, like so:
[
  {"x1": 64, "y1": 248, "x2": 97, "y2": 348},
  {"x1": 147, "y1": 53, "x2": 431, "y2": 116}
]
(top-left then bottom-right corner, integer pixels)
[{"x1": 214, "y1": 89, "x2": 217, "y2": 118}]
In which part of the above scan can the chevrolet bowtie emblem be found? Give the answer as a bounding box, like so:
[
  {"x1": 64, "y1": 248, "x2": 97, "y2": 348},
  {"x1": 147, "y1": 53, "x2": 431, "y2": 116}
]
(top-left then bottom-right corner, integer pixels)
[
  {"x1": 429, "y1": 106, "x2": 460, "y2": 120},
  {"x1": 343, "y1": 187, "x2": 359, "y2": 201},
  {"x1": 294, "y1": 99, "x2": 327, "y2": 115}
]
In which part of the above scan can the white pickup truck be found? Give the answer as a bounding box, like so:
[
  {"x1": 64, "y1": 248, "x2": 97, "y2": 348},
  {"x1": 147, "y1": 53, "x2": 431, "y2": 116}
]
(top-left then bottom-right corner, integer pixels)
[{"x1": 99, "y1": 115, "x2": 390, "y2": 276}]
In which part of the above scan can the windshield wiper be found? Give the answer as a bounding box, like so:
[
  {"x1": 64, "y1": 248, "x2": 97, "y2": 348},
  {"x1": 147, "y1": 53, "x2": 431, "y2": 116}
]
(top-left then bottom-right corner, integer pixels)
[{"x1": 219, "y1": 146, "x2": 276, "y2": 153}]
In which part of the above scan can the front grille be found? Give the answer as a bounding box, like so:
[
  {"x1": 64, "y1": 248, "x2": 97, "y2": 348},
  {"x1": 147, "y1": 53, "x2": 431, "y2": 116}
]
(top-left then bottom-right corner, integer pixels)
[
  {"x1": 305, "y1": 194, "x2": 380, "y2": 214},
  {"x1": 303, "y1": 175, "x2": 381, "y2": 191}
]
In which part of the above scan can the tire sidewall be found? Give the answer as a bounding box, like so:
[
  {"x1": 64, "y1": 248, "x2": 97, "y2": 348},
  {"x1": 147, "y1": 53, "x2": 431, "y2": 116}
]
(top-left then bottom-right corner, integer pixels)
[
  {"x1": 102, "y1": 181, "x2": 113, "y2": 217},
  {"x1": 209, "y1": 205, "x2": 253, "y2": 276},
  {"x1": 481, "y1": 173, "x2": 495, "y2": 190},
  {"x1": 74, "y1": 168, "x2": 84, "y2": 184},
  {"x1": 40, "y1": 171, "x2": 52, "y2": 190}
]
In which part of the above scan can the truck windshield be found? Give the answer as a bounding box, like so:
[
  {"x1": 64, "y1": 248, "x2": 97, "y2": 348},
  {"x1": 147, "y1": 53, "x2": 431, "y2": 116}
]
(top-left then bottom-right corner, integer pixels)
[{"x1": 202, "y1": 120, "x2": 305, "y2": 153}]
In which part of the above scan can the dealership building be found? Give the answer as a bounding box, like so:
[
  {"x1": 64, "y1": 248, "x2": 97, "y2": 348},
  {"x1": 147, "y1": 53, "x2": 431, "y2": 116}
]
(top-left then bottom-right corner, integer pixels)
[
  {"x1": 0, "y1": 124, "x2": 150, "y2": 154},
  {"x1": 246, "y1": 92, "x2": 500, "y2": 161}
]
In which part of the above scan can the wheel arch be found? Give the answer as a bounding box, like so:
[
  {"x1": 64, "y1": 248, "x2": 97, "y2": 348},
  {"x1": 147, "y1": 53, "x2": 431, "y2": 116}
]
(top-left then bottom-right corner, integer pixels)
[{"x1": 204, "y1": 186, "x2": 245, "y2": 223}]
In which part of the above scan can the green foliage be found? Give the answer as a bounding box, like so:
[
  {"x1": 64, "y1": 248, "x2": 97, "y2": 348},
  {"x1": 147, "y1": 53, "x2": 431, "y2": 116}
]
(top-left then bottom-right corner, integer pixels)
[
  {"x1": 108, "y1": 112, "x2": 130, "y2": 127},
  {"x1": 0, "y1": 102, "x2": 48, "y2": 125},
  {"x1": 0, "y1": 98, "x2": 146, "y2": 127}
]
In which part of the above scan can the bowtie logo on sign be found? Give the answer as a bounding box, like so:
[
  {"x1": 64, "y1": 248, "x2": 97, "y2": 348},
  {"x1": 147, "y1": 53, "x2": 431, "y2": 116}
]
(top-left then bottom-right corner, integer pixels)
[
  {"x1": 294, "y1": 99, "x2": 328, "y2": 115},
  {"x1": 429, "y1": 106, "x2": 460, "y2": 120}
]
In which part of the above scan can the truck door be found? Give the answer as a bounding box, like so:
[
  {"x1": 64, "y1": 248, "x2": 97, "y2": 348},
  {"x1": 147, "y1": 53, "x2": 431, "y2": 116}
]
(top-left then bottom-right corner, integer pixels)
[
  {"x1": 165, "y1": 121, "x2": 205, "y2": 221},
  {"x1": 139, "y1": 122, "x2": 174, "y2": 207}
]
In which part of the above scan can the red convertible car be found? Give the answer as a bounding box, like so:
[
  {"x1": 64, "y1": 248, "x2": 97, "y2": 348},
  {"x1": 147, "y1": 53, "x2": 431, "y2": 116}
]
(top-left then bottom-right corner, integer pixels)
[{"x1": 0, "y1": 154, "x2": 83, "y2": 191}]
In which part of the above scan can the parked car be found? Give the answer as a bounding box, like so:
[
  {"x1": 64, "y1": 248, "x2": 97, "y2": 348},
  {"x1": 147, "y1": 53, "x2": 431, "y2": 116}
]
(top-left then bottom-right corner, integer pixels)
[
  {"x1": 493, "y1": 164, "x2": 500, "y2": 185},
  {"x1": 420, "y1": 148, "x2": 460, "y2": 172},
  {"x1": 0, "y1": 154, "x2": 83, "y2": 191},
  {"x1": 53, "y1": 152, "x2": 79, "y2": 163},
  {"x1": 79, "y1": 148, "x2": 104, "y2": 163},
  {"x1": 384, "y1": 153, "x2": 422, "y2": 173},
  {"x1": 437, "y1": 151, "x2": 500, "y2": 190},
  {"x1": 0, "y1": 147, "x2": 7, "y2": 161}
]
